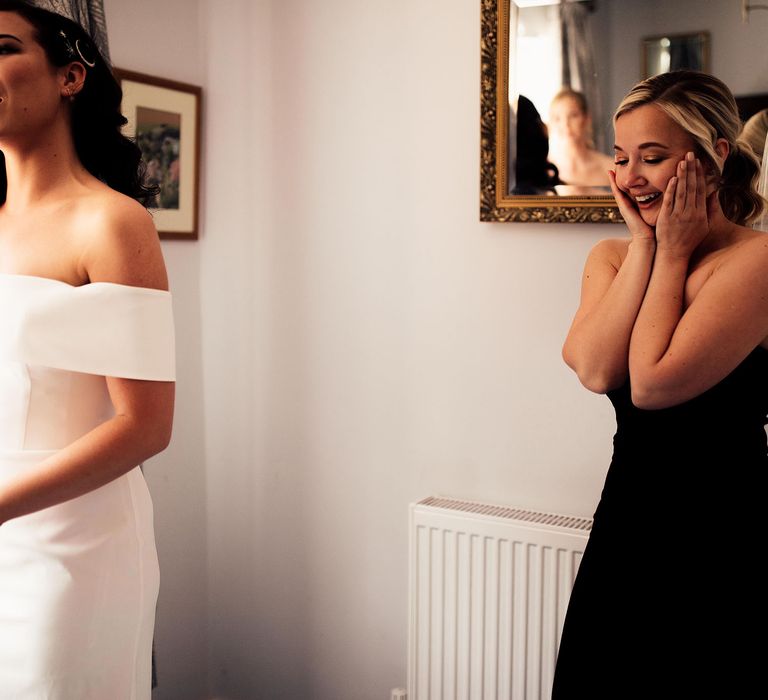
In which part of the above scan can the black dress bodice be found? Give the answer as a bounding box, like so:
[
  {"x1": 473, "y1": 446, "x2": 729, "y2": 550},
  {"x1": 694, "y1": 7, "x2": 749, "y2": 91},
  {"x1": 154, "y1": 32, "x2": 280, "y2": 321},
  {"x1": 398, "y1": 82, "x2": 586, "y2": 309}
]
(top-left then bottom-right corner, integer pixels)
[
  {"x1": 609, "y1": 345, "x2": 768, "y2": 460},
  {"x1": 601, "y1": 347, "x2": 768, "y2": 519}
]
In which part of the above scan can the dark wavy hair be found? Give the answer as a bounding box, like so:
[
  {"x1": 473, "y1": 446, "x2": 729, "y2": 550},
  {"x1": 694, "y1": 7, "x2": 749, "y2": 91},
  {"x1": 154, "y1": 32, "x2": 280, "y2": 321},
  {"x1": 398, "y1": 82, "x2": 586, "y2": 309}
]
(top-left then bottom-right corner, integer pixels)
[
  {"x1": 0, "y1": 0, "x2": 157, "y2": 206},
  {"x1": 614, "y1": 70, "x2": 765, "y2": 226}
]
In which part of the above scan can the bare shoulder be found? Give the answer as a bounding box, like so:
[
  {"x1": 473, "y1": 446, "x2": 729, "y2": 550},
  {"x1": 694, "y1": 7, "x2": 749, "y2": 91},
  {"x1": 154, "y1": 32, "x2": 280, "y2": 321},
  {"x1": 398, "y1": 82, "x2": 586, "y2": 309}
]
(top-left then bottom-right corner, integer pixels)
[
  {"x1": 691, "y1": 230, "x2": 768, "y2": 307},
  {"x1": 733, "y1": 229, "x2": 768, "y2": 255},
  {"x1": 716, "y1": 229, "x2": 768, "y2": 273},
  {"x1": 587, "y1": 237, "x2": 630, "y2": 270},
  {"x1": 76, "y1": 190, "x2": 168, "y2": 291}
]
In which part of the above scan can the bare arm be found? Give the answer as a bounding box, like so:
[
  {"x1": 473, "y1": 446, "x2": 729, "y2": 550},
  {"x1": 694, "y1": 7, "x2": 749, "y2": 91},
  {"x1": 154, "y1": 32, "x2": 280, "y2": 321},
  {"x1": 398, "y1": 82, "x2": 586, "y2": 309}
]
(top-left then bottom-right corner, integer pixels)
[
  {"x1": 0, "y1": 200, "x2": 174, "y2": 524},
  {"x1": 562, "y1": 170, "x2": 657, "y2": 393},
  {"x1": 630, "y1": 242, "x2": 768, "y2": 409},
  {"x1": 0, "y1": 381, "x2": 173, "y2": 521},
  {"x1": 629, "y1": 155, "x2": 768, "y2": 408},
  {"x1": 563, "y1": 238, "x2": 655, "y2": 392}
]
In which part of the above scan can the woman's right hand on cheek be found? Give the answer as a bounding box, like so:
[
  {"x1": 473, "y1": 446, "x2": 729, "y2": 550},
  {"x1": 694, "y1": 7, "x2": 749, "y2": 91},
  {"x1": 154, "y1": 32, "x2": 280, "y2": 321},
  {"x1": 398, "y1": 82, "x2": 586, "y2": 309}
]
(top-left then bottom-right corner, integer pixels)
[{"x1": 609, "y1": 170, "x2": 655, "y2": 242}]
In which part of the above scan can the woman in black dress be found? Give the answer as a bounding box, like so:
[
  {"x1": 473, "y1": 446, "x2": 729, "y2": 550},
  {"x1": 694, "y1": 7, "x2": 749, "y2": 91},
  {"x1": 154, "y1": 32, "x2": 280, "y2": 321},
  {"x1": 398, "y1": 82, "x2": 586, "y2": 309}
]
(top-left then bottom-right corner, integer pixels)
[{"x1": 554, "y1": 71, "x2": 767, "y2": 698}]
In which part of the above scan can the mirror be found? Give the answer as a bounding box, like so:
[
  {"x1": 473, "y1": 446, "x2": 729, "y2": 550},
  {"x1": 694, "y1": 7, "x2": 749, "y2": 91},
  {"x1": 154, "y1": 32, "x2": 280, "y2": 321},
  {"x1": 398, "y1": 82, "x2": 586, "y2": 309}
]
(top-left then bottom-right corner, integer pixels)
[{"x1": 481, "y1": 0, "x2": 768, "y2": 223}]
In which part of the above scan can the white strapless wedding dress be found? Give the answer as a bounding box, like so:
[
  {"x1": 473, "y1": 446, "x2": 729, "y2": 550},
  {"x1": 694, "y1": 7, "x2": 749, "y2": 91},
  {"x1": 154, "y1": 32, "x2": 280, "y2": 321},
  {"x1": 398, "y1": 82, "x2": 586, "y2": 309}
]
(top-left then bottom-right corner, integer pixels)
[{"x1": 0, "y1": 273, "x2": 175, "y2": 699}]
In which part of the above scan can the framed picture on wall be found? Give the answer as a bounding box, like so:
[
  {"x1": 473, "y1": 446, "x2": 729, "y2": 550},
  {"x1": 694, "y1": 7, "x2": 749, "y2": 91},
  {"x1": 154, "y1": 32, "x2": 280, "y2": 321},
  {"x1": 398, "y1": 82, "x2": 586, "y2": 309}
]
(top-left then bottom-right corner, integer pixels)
[
  {"x1": 115, "y1": 69, "x2": 202, "y2": 240},
  {"x1": 641, "y1": 31, "x2": 710, "y2": 80}
]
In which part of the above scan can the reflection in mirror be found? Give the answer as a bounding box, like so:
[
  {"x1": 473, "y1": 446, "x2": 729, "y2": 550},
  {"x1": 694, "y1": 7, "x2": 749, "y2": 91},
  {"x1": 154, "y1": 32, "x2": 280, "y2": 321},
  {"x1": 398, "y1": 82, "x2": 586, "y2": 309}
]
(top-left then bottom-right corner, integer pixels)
[
  {"x1": 642, "y1": 32, "x2": 710, "y2": 80},
  {"x1": 481, "y1": 0, "x2": 768, "y2": 223},
  {"x1": 548, "y1": 89, "x2": 614, "y2": 192},
  {"x1": 509, "y1": 0, "x2": 612, "y2": 196}
]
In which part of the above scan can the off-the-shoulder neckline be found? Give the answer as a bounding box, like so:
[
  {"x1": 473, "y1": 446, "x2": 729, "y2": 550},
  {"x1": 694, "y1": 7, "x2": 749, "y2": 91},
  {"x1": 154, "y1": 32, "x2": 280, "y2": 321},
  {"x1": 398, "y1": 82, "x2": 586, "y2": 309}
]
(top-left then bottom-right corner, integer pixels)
[{"x1": 0, "y1": 272, "x2": 171, "y2": 295}]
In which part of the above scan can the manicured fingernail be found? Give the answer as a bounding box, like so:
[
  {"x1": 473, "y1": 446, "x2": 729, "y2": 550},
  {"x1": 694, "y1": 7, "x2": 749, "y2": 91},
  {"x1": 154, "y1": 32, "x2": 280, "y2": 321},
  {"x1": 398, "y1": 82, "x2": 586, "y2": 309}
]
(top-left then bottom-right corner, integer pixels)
[{"x1": 687, "y1": 151, "x2": 694, "y2": 160}]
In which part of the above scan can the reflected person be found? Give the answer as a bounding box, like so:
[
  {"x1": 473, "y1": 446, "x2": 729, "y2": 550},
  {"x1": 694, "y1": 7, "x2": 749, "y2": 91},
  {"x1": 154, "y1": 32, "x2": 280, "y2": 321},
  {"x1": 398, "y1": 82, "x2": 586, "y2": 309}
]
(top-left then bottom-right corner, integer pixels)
[{"x1": 547, "y1": 88, "x2": 612, "y2": 189}]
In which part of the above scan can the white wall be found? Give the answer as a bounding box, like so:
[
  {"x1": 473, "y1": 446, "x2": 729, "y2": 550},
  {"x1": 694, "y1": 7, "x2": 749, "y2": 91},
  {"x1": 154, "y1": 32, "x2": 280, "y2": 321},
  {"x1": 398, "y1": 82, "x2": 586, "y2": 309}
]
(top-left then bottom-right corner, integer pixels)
[
  {"x1": 201, "y1": 1, "x2": 613, "y2": 698},
  {"x1": 199, "y1": 0, "x2": 275, "y2": 696}
]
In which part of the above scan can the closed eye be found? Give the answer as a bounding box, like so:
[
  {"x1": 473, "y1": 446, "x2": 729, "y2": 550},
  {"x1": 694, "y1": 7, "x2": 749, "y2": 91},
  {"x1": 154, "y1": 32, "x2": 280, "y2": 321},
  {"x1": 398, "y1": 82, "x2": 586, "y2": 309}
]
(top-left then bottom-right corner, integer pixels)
[{"x1": 613, "y1": 156, "x2": 666, "y2": 166}]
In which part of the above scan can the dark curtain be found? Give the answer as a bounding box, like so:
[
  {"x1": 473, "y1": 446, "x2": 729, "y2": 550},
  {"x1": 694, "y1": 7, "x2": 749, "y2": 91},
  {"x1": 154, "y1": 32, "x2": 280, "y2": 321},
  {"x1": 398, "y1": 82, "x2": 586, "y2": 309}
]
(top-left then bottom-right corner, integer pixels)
[{"x1": 559, "y1": 0, "x2": 605, "y2": 152}]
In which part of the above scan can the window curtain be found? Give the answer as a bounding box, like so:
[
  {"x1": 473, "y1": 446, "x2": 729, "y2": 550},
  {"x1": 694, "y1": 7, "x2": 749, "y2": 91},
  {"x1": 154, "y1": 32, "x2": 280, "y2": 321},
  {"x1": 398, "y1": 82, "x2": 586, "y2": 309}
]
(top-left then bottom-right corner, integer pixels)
[
  {"x1": 559, "y1": 0, "x2": 605, "y2": 152},
  {"x1": 29, "y1": 0, "x2": 110, "y2": 63}
]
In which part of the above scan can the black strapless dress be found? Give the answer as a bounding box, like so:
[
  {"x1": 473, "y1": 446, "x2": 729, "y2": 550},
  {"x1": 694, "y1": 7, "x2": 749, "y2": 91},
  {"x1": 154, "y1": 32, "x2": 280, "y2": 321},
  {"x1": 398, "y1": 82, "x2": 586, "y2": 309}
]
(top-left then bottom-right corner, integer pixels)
[{"x1": 552, "y1": 347, "x2": 768, "y2": 699}]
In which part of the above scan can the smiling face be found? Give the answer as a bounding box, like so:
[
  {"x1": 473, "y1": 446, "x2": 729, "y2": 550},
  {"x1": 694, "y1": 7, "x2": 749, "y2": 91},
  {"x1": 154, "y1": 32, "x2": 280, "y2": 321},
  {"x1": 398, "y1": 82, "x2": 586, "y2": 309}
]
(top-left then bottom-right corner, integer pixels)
[
  {"x1": 0, "y1": 11, "x2": 65, "y2": 143},
  {"x1": 613, "y1": 104, "x2": 699, "y2": 227}
]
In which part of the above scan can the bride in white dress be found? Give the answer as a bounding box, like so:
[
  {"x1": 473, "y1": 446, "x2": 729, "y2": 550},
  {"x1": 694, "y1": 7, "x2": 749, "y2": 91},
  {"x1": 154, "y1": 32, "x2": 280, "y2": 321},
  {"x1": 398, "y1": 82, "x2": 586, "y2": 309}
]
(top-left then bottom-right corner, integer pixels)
[{"x1": 0, "y1": 2, "x2": 175, "y2": 697}]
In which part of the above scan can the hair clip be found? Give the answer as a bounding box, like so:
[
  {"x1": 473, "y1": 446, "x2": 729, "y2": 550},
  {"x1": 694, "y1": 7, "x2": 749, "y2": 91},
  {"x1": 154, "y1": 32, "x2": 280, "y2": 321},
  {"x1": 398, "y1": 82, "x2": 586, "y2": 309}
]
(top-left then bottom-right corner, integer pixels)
[
  {"x1": 57, "y1": 30, "x2": 97, "y2": 68},
  {"x1": 75, "y1": 39, "x2": 96, "y2": 68}
]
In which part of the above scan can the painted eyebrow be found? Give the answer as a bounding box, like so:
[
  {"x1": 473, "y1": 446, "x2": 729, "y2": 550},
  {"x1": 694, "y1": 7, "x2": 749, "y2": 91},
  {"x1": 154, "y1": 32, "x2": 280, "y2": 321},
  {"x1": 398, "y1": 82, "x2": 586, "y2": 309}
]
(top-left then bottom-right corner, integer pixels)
[
  {"x1": 613, "y1": 141, "x2": 670, "y2": 151},
  {"x1": 0, "y1": 34, "x2": 23, "y2": 43}
]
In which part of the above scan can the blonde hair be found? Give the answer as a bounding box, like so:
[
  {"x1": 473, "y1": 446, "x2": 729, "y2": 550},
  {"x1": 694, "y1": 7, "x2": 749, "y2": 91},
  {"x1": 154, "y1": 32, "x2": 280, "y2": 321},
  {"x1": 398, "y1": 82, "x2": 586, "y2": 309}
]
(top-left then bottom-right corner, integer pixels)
[
  {"x1": 614, "y1": 71, "x2": 765, "y2": 226},
  {"x1": 741, "y1": 109, "x2": 768, "y2": 163},
  {"x1": 551, "y1": 89, "x2": 596, "y2": 147},
  {"x1": 551, "y1": 88, "x2": 590, "y2": 115}
]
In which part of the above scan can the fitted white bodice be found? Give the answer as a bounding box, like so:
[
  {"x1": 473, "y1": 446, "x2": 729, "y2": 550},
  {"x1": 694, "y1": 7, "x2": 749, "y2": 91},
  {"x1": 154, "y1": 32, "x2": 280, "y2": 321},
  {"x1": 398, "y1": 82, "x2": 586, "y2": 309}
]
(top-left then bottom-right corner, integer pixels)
[
  {"x1": 0, "y1": 273, "x2": 176, "y2": 451},
  {"x1": 0, "y1": 364, "x2": 113, "y2": 450},
  {"x1": 0, "y1": 273, "x2": 175, "y2": 698}
]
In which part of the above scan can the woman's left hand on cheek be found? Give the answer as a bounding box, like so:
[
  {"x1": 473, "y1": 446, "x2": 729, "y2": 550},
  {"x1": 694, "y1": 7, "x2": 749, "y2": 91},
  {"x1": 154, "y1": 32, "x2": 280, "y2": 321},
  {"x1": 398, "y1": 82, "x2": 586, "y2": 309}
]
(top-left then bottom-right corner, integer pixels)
[{"x1": 655, "y1": 151, "x2": 710, "y2": 258}]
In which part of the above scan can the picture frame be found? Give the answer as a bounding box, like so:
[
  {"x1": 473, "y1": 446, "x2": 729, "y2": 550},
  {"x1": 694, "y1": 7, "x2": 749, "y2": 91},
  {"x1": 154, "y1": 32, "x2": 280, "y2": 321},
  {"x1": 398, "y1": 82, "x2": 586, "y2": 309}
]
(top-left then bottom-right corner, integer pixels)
[
  {"x1": 640, "y1": 31, "x2": 710, "y2": 80},
  {"x1": 115, "y1": 69, "x2": 202, "y2": 240}
]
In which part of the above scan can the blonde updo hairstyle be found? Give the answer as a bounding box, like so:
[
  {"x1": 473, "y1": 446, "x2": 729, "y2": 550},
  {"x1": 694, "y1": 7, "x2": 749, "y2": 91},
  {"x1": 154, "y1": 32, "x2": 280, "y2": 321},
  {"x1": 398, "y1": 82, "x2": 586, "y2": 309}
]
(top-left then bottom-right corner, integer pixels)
[{"x1": 614, "y1": 70, "x2": 765, "y2": 226}]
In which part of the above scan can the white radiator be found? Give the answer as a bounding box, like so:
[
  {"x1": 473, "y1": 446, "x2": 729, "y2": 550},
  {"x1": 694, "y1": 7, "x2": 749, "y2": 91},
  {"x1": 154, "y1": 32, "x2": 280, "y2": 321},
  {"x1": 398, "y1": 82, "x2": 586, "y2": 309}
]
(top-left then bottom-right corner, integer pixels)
[{"x1": 408, "y1": 496, "x2": 592, "y2": 700}]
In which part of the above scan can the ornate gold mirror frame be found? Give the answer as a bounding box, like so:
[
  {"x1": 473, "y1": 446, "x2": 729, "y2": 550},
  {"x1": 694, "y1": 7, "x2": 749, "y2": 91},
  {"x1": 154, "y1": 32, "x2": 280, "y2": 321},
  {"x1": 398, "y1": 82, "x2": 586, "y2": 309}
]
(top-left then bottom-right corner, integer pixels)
[{"x1": 480, "y1": 0, "x2": 622, "y2": 223}]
